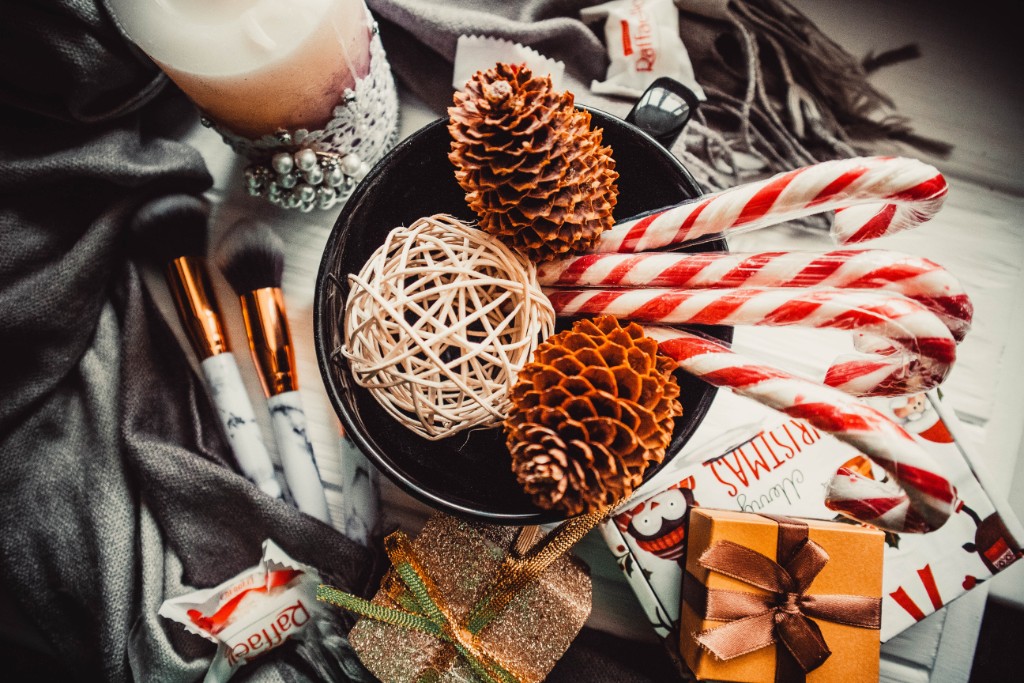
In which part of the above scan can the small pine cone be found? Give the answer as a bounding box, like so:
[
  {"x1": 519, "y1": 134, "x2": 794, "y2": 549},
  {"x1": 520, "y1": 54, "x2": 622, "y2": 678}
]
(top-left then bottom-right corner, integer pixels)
[
  {"x1": 448, "y1": 63, "x2": 618, "y2": 262},
  {"x1": 505, "y1": 316, "x2": 682, "y2": 516}
]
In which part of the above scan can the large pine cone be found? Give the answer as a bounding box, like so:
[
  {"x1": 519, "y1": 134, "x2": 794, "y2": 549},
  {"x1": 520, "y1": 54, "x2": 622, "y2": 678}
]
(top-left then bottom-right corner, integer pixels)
[
  {"x1": 505, "y1": 316, "x2": 682, "y2": 516},
  {"x1": 448, "y1": 63, "x2": 618, "y2": 262}
]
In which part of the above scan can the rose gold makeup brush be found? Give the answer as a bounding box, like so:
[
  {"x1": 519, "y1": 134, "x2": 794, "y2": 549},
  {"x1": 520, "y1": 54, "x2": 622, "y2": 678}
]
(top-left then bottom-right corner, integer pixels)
[
  {"x1": 215, "y1": 218, "x2": 331, "y2": 523},
  {"x1": 133, "y1": 195, "x2": 282, "y2": 499}
]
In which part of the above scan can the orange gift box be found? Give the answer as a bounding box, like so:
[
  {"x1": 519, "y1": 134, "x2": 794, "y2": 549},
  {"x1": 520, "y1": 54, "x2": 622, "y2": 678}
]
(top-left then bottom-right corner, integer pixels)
[{"x1": 680, "y1": 509, "x2": 884, "y2": 682}]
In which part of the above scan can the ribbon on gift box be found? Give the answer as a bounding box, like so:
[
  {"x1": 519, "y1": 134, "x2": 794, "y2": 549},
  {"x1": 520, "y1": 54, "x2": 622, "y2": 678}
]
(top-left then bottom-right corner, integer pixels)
[
  {"x1": 318, "y1": 509, "x2": 605, "y2": 683},
  {"x1": 683, "y1": 515, "x2": 881, "y2": 682}
]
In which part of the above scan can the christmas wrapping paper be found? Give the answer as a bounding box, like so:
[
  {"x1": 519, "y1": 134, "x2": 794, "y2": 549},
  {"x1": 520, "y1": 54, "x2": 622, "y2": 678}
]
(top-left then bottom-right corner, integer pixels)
[
  {"x1": 599, "y1": 391, "x2": 1023, "y2": 642},
  {"x1": 680, "y1": 509, "x2": 883, "y2": 683}
]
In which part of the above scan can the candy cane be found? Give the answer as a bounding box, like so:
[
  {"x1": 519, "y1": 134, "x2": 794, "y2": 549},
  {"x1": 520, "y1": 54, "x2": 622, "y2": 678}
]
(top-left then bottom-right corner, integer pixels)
[
  {"x1": 537, "y1": 249, "x2": 972, "y2": 341},
  {"x1": 826, "y1": 466, "x2": 927, "y2": 534},
  {"x1": 545, "y1": 287, "x2": 956, "y2": 397},
  {"x1": 648, "y1": 326, "x2": 955, "y2": 533},
  {"x1": 591, "y1": 156, "x2": 947, "y2": 253}
]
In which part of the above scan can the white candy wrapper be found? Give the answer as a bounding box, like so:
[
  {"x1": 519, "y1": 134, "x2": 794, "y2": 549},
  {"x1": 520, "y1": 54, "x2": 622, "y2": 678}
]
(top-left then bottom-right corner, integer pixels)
[
  {"x1": 452, "y1": 35, "x2": 566, "y2": 90},
  {"x1": 160, "y1": 540, "x2": 338, "y2": 682},
  {"x1": 581, "y1": 0, "x2": 705, "y2": 99}
]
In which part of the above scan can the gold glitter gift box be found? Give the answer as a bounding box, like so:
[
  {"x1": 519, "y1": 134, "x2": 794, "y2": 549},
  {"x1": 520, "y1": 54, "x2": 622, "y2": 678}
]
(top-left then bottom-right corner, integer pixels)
[{"x1": 329, "y1": 513, "x2": 593, "y2": 683}]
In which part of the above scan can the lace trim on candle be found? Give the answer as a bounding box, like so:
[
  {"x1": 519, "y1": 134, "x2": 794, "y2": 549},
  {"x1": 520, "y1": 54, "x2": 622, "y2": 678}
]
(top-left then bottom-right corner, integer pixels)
[{"x1": 206, "y1": 27, "x2": 400, "y2": 211}]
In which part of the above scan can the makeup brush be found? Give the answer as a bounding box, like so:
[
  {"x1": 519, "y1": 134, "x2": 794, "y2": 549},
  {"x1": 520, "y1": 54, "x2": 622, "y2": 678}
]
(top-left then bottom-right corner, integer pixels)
[
  {"x1": 337, "y1": 421, "x2": 380, "y2": 546},
  {"x1": 133, "y1": 195, "x2": 282, "y2": 499},
  {"x1": 215, "y1": 218, "x2": 331, "y2": 523}
]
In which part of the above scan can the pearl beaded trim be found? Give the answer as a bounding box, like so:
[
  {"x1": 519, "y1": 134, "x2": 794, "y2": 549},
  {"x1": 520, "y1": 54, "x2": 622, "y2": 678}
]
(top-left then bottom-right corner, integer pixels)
[{"x1": 204, "y1": 25, "x2": 400, "y2": 211}]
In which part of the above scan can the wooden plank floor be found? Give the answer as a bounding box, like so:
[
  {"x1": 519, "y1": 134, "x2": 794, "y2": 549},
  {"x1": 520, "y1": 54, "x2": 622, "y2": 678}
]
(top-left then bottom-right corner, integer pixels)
[
  {"x1": 177, "y1": 3, "x2": 1024, "y2": 680},
  {"x1": 791, "y1": 0, "x2": 1024, "y2": 194}
]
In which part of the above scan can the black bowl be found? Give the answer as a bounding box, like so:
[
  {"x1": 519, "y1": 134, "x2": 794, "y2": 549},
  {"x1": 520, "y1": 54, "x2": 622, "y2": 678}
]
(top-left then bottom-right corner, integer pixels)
[{"x1": 314, "y1": 108, "x2": 731, "y2": 524}]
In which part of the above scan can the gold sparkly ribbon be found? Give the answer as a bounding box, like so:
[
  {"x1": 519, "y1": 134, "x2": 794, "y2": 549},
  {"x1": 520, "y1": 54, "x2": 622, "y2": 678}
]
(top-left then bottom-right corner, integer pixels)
[{"x1": 318, "y1": 509, "x2": 606, "y2": 683}]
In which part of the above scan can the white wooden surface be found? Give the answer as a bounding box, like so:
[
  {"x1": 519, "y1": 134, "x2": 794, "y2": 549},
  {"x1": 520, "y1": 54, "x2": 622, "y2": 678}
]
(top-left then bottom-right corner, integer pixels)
[{"x1": 178, "y1": 3, "x2": 1024, "y2": 681}]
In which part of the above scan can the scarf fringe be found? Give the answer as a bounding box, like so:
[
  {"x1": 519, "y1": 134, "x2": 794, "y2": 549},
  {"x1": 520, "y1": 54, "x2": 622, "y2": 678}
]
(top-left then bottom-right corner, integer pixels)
[{"x1": 676, "y1": 0, "x2": 951, "y2": 211}]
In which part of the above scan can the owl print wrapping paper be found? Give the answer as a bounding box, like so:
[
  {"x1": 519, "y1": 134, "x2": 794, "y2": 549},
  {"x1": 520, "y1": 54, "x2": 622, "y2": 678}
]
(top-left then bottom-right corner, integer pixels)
[{"x1": 599, "y1": 390, "x2": 1022, "y2": 642}]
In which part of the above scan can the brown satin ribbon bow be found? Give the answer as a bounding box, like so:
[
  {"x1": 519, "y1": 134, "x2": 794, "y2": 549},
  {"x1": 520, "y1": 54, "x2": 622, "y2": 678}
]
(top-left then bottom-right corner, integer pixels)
[{"x1": 683, "y1": 515, "x2": 881, "y2": 681}]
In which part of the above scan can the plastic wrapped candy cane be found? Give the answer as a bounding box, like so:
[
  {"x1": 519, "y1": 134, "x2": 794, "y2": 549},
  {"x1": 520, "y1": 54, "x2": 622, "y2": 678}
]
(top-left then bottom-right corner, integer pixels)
[
  {"x1": 647, "y1": 326, "x2": 955, "y2": 533},
  {"x1": 590, "y1": 156, "x2": 947, "y2": 253},
  {"x1": 537, "y1": 249, "x2": 973, "y2": 341},
  {"x1": 826, "y1": 465, "x2": 924, "y2": 533},
  {"x1": 545, "y1": 286, "x2": 957, "y2": 397}
]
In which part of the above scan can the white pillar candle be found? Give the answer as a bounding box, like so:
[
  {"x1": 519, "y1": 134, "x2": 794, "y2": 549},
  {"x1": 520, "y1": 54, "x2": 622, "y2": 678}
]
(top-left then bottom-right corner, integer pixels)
[{"x1": 109, "y1": 0, "x2": 372, "y2": 138}]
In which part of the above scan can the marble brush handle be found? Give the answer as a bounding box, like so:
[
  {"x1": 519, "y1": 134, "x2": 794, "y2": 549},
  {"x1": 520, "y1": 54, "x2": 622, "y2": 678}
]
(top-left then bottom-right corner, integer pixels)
[
  {"x1": 200, "y1": 353, "x2": 282, "y2": 498},
  {"x1": 267, "y1": 390, "x2": 331, "y2": 523},
  {"x1": 338, "y1": 431, "x2": 381, "y2": 546}
]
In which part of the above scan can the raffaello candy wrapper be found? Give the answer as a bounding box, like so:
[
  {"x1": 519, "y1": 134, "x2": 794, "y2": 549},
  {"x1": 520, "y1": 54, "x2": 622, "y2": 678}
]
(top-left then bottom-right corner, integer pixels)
[
  {"x1": 581, "y1": 0, "x2": 705, "y2": 100},
  {"x1": 159, "y1": 540, "x2": 370, "y2": 683}
]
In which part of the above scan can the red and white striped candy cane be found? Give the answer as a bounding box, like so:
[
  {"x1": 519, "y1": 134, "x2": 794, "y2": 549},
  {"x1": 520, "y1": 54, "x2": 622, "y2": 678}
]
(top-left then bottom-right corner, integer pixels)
[
  {"x1": 537, "y1": 249, "x2": 973, "y2": 341},
  {"x1": 545, "y1": 286, "x2": 957, "y2": 397},
  {"x1": 647, "y1": 326, "x2": 955, "y2": 533},
  {"x1": 591, "y1": 156, "x2": 947, "y2": 253},
  {"x1": 825, "y1": 466, "x2": 927, "y2": 534}
]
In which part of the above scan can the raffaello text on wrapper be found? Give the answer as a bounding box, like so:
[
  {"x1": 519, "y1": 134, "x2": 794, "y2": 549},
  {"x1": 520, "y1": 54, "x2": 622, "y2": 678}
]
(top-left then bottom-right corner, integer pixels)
[
  {"x1": 159, "y1": 540, "x2": 362, "y2": 682},
  {"x1": 581, "y1": 0, "x2": 705, "y2": 99}
]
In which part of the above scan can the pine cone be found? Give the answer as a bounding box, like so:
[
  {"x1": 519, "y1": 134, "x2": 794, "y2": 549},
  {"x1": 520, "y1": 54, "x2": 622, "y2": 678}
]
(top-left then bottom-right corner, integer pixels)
[
  {"x1": 505, "y1": 316, "x2": 682, "y2": 516},
  {"x1": 448, "y1": 63, "x2": 618, "y2": 262}
]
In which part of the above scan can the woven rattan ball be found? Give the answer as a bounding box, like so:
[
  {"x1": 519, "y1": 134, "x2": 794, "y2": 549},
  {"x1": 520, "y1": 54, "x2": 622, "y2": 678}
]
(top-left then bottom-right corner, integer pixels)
[{"x1": 342, "y1": 214, "x2": 556, "y2": 441}]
